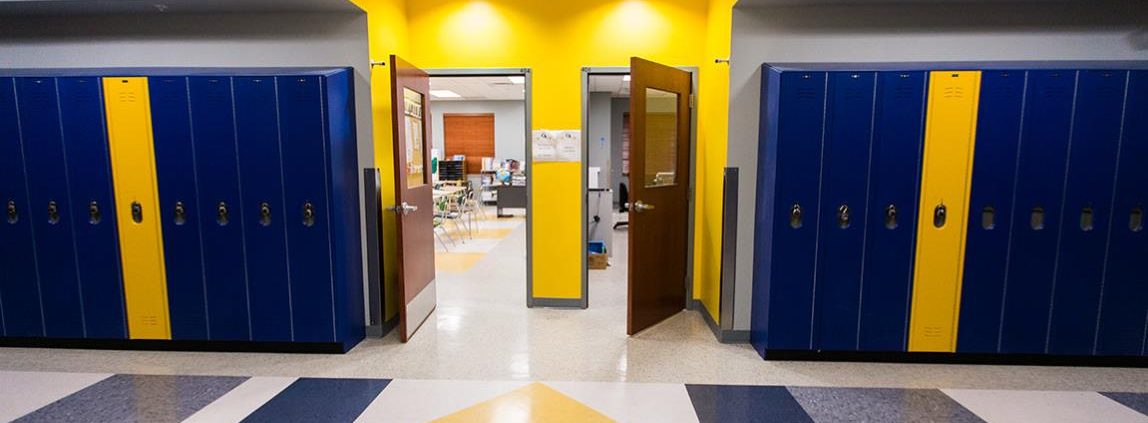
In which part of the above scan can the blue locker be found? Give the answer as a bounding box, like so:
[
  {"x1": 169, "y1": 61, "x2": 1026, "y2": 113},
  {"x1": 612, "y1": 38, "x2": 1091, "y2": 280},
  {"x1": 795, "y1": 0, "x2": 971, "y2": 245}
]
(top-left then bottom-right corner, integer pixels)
[
  {"x1": 188, "y1": 76, "x2": 250, "y2": 341},
  {"x1": 814, "y1": 71, "x2": 876, "y2": 351},
  {"x1": 1047, "y1": 70, "x2": 1128, "y2": 355},
  {"x1": 150, "y1": 76, "x2": 209, "y2": 340},
  {"x1": 57, "y1": 77, "x2": 126, "y2": 339},
  {"x1": 858, "y1": 71, "x2": 927, "y2": 351},
  {"x1": 234, "y1": 76, "x2": 292, "y2": 342},
  {"x1": 957, "y1": 70, "x2": 1028, "y2": 353},
  {"x1": 0, "y1": 78, "x2": 44, "y2": 337},
  {"x1": 15, "y1": 77, "x2": 85, "y2": 338},
  {"x1": 999, "y1": 70, "x2": 1077, "y2": 354},
  {"x1": 752, "y1": 70, "x2": 827, "y2": 352},
  {"x1": 324, "y1": 70, "x2": 363, "y2": 347},
  {"x1": 278, "y1": 75, "x2": 335, "y2": 342},
  {"x1": 1095, "y1": 70, "x2": 1148, "y2": 356}
]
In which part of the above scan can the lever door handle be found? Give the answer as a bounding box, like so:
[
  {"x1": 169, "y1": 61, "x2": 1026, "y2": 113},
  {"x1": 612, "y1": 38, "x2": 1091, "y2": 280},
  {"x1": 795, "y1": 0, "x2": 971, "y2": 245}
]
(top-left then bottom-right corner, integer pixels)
[
  {"x1": 48, "y1": 200, "x2": 61, "y2": 225},
  {"x1": 633, "y1": 201, "x2": 655, "y2": 213},
  {"x1": 392, "y1": 202, "x2": 418, "y2": 215},
  {"x1": 302, "y1": 202, "x2": 316, "y2": 227},
  {"x1": 131, "y1": 202, "x2": 143, "y2": 224},
  {"x1": 789, "y1": 203, "x2": 803, "y2": 229},
  {"x1": 88, "y1": 201, "x2": 102, "y2": 225},
  {"x1": 6, "y1": 200, "x2": 17, "y2": 224},
  {"x1": 259, "y1": 202, "x2": 272, "y2": 226}
]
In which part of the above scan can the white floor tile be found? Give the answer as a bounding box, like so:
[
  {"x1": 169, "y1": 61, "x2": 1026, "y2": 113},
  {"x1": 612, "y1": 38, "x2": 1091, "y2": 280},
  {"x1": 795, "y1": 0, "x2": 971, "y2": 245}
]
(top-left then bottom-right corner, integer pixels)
[
  {"x1": 546, "y1": 381, "x2": 700, "y2": 423},
  {"x1": 943, "y1": 389, "x2": 1148, "y2": 423},
  {"x1": 355, "y1": 379, "x2": 529, "y2": 423},
  {"x1": 0, "y1": 370, "x2": 112, "y2": 422},
  {"x1": 182, "y1": 376, "x2": 297, "y2": 423}
]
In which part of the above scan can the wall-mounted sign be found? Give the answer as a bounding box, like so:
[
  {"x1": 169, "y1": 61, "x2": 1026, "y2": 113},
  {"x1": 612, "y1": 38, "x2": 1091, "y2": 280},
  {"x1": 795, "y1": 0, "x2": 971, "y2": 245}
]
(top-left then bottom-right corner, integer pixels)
[{"x1": 532, "y1": 129, "x2": 581, "y2": 163}]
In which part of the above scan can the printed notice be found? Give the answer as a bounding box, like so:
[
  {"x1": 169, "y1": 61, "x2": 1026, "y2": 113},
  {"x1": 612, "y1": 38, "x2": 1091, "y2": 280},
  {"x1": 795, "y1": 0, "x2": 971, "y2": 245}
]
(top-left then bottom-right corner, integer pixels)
[
  {"x1": 557, "y1": 130, "x2": 581, "y2": 162},
  {"x1": 532, "y1": 130, "x2": 557, "y2": 161}
]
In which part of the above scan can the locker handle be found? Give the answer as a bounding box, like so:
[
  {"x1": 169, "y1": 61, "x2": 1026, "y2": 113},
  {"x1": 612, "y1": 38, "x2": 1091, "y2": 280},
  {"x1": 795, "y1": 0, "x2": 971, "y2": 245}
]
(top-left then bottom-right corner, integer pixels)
[
  {"x1": 48, "y1": 201, "x2": 60, "y2": 225},
  {"x1": 173, "y1": 201, "x2": 187, "y2": 226},
  {"x1": 1031, "y1": 206, "x2": 1045, "y2": 231},
  {"x1": 216, "y1": 202, "x2": 230, "y2": 226},
  {"x1": 982, "y1": 206, "x2": 996, "y2": 230},
  {"x1": 130, "y1": 202, "x2": 143, "y2": 224},
  {"x1": 884, "y1": 204, "x2": 898, "y2": 230},
  {"x1": 933, "y1": 203, "x2": 947, "y2": 229},
  {"x1": 6, "y1": 200, "x2": 16, "y2": 224},
  {"x1": 1131, "y1": 206, "x2": 1144, "y2": 233},
  {"x1": 88, "y1": 201, "x2": 101, "y2": 225},
  {"x1": 259, "y1": 202, "x2": 272, "y2": 227},
  {"x1": 789, "y1": 203, "x2": 803, "y2": 229},
  {"x1": 837, "y1": 204, "x2": 851, "y2": 229},
  {"x1": 302, "y1": 202, "x2": 316, "y2": 227},
  {"x1": 1080, "y1": 206, "x2": 1095, "y2": 232}
]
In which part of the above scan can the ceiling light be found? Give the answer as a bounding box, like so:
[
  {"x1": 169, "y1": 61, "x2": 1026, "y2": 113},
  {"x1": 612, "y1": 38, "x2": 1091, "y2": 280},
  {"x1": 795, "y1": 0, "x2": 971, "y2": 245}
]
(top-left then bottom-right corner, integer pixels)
[
  {"x1": 622, "y1": 75, "x2": 631, "y2": 82},
  {"x1": 508, "y1": 76, "x2": 525, "y2": 84},
  {"x1": 430, "y1": 90, "x2": 461, "y2": 99}
]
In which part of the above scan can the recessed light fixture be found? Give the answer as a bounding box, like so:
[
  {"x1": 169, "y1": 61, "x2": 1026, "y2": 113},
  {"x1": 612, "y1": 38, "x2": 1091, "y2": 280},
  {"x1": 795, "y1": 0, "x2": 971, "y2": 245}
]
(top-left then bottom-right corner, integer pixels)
[
  {"x1": 431, "y1": 90, "x2": 461, "y2": 98},
  {"x1": 622, "y1": 75, "x2": 631, "y2": 82},
  {"x1": 508, "y1": 76, "x2": 525, "y2": 84}
]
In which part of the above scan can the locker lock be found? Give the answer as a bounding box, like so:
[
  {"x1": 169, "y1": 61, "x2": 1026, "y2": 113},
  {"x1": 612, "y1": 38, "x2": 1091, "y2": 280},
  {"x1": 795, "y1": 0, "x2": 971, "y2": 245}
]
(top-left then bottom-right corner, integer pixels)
[
  {"x1": 1080, "y1": 205, "x2": 1095, "y2": 232},
  {"x1": 6, "y1": 200, "x2": 16, "y2": 224},
  {"x1": 259, "y1": 202, "x2": 272, "y2": 227},
  {"x1": 837, "y1": 204, "x2": 851, "y2": 229},
  {"x1": 884, "y1": 204, "x2": 898, "y2": 230},
  {"x1": 789, "y1": 203, "x2": 803, "y2": 229},
  {"x1": 302, "y1": 202, "x2": 316, "y2": 227},
  {"x1": 47, "y1": 201, "x2": 60, "y2": 225},
  {"x1": 1131, "y1": 206, "x2": 1144, "y2": 233},
  {"x1": 88, "y1": 201, "x2": 101, "y2": 225},
  {"x1": 933, "y1": 203, "x2": 947, "y2": 229},
  {"x1": 216, "y1": 202, "x2": 230, "y2": 226},
  {"x1": 173, "y1": 201, "x2": 187, "y2": 226},
  {"x1": 131, "y1": 202, "x2": 143, "y2": 224}
]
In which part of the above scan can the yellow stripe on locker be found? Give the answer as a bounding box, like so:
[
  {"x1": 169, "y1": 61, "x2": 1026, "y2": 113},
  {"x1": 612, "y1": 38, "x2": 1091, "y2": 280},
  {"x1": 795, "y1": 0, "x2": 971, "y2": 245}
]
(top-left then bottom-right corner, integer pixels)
[
  {"x1": 103, "y1": 77, "x2": 171, "y2": 340},
  {"x1": 908, "y1": 70, "x2": 982, "y2": 352}
]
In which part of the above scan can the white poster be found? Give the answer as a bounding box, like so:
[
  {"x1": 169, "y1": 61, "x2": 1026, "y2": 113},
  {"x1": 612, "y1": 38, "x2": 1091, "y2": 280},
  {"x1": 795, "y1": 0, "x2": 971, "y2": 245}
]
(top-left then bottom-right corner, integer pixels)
[
  {"x1": 557, "y1": 130, "x2": 582, "y2": 162},
  {"x1": 532, "y1": 130, "x2": 557, "y2": 162}
]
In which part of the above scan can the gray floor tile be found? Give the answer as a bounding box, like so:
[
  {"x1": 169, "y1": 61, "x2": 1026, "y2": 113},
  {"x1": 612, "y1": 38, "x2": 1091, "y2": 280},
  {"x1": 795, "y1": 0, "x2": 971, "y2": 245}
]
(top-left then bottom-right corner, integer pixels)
[
  {"x1": 14, "y1": 374, "x2": 247, "y2": 423},
  {"x1": 788, "y1": 387, "x2": 985, "y2": 423}
]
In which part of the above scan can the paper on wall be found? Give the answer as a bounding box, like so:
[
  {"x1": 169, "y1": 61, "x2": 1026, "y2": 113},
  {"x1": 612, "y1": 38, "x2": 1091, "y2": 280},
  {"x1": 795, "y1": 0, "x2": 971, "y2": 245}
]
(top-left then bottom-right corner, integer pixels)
[
  {"x1": 532, "y1": 130, "x2": 557, "y2": 162},
  {"x1": 557, "y1": 130, "x2": 581, "y2": 162}
]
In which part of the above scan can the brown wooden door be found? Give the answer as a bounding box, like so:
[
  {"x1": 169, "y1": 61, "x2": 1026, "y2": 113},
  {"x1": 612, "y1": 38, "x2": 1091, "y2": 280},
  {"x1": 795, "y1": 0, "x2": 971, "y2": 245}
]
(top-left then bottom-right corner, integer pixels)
[
  {"x1": 627, "y1": 57, "x2": 692, "y2": 335},
  {"x1": 390, "y1": 55, "x2": 436, "y2": 342}
]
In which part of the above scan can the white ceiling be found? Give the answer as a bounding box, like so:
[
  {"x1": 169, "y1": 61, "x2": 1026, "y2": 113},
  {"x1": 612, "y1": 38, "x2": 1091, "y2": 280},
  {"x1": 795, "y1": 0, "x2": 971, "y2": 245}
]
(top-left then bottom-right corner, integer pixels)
[
  {"x1": 0, "y1": 0, "x2": 362, "y2": 15},
  {"x1": 429, "y1": 76, "x2": 525, "y2": 101},
  {"x1": 589, "y1": 74, "x2": 630, "y2": 97}
]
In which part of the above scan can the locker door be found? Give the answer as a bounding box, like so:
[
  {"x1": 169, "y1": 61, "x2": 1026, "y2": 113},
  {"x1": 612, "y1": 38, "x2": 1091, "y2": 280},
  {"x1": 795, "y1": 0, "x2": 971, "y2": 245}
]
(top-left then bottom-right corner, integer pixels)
[
  {"x1": 188, "y1": 76, "x2": 250, "y2": 341},
  {"x1": 0, "y1": 77, "x2": 44, "y2": 337},
  {"x1": 858, "y1": 71, "x2": 926, "y2": 351},
  {"x1": 1048, "y1": 70, "x2": 1128, "y2": 355},
  {"x1": 760, "y1": 71, "x2": 826, "y2": 350},
  {"x1": 957, "y1": 70, "x2": 1027, "y2": 353},
  {"x1": 1095, "y1": 70, "x2": 1148, "y2": 356},
  {"x1": 814, "y1": 71, "x2": 875, "y2": 351},
  {"x1": 999, "y1": 70, "x2": 1077, "y2": 354},
  {"x1": 58, "y1": 77, "x2": 126, "y2": 339},
  {"x1": 278, "y1": 75, "x2": 335, "y2": 343},
  {"x1": 16, "y1": 77, "x2": 85, "y2": 338},
  {"x1": 909, "y1": 71, "x2": 981, "y2": 353},
  {"x1": 150, "y1": 76, "x2": 209, "y2": 340},
  {"x1": 234, "y1": 76, "x2": 292, "y2": 342}
]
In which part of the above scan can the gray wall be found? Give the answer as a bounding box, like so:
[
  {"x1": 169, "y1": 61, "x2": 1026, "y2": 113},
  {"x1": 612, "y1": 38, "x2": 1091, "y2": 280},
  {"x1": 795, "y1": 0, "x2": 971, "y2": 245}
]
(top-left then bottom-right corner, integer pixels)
[
  {"x1": 587, "y1": 92, "x2": 612, "y2": 189},
  {"x1": 0, "y1": 10, "x2": 377, "y2": 323},
  {"x1": 430, "y1": 100, "x2": 527, "y2": 163},
  {"x1": 611, "y1": 97, "x2": 630, "y2": 202},
  {"x1": 727, "y1": 1, "x2": 1148, "y2": 331}
]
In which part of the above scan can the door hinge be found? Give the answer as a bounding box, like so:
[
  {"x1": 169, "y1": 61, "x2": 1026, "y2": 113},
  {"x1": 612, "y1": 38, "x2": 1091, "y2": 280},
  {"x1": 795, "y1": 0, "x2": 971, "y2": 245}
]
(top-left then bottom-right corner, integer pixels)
[{"x1": 689, "y1": 94, "x2": 697, "y2": 109}]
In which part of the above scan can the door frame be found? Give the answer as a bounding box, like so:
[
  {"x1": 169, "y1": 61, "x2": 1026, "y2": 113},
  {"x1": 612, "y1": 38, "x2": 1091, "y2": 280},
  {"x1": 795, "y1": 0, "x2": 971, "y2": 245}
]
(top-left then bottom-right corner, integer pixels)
[
  {"x1": 424, "y1": 68, "x2": 535, "y2": 307},
  {"x1": 580, "y1": 66, "x2": 699, "y2": 310}
]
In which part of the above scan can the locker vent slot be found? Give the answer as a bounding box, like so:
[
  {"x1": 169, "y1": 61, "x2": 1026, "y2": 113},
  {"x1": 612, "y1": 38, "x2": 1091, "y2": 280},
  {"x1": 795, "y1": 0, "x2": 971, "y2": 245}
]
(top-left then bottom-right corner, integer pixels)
[
  {"x1": 981, "y1": 206, "x2": 996, "y2": 230},
  {"x1": 796, "y1": 88, "x2": 819, "y2": 100},
  {"x1": 894, "y1": 87, "x2": 915, "y2": 99},
  {"x1": 884, "y1": 204, "x2": 898, "y2": 230},
  {"x1": 1031, "y1": 206, "x2": 1045, "y2": 231},
  {"x1": 6, "y1": 200, "x2": 17, "y2": 224},
  {"x1": 789, "y1": 203, "x2": 803, "y2": 229},
  {"x1": 1042, "y1": 86, "x2": 1068, "y2": 99},
  {"x1": 1080, "y1": 206, "x2": 1095, "y2": 232},
  {"x1": 942, "y1": 86, "x2": 965, "y2": 99},
  {"x1": 1131, "y1": 206, "x2": 1144, "y2": 233}
]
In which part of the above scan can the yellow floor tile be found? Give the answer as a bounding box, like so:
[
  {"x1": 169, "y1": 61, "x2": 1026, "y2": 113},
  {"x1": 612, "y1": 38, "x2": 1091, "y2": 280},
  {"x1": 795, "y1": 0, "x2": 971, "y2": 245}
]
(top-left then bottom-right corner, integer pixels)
[
  {"x1": 470, "y1": 228, "x2": 515, "y2": 239},
  {"x1": 432, "y1": 383, "x2": 615, "y2": 423},
  {"x1": 435, "y1": 253, "x2": 486, "y2": 273}
]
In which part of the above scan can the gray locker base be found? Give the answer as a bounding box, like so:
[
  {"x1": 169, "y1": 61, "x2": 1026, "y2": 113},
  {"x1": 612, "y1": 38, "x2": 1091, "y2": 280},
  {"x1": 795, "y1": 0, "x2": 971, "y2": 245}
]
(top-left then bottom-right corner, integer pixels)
[
  {"x1": 0, "y1": 338, "x2": 356, "y2": 354},
  {"x1": 761, "y1": 350, "x2": 1148, "y2": 368}
]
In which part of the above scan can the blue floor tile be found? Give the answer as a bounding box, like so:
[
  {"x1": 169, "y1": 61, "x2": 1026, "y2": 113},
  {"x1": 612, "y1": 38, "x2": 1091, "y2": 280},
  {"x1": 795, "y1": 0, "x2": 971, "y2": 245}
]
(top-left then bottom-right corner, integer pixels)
[
  {"x1": 240, "y1": 378, "x2": 391, "y2": 423},
  {"x1": 686, "y1": 384, "x2": 814, "y2": 423},
  {"x1": 1103, "y1": 392, "x2": 1148, "y2": 417}
]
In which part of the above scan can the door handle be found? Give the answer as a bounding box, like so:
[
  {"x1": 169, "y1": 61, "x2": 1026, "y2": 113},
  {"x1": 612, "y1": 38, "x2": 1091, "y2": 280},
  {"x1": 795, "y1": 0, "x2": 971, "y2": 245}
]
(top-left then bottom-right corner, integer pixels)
[
  {"x1": 88, "y1": 201, "x2": 102, "y2": 225},
  {"x1": 47, "y1": 201, "x2": 61, "y2": 225},
  {"x1": 259, "y1": 202, "x2": 272, "y2": 226},
  {"x1": 216, "y1": 202, "x2": 229, "y2": 226},
  {"x1": 789, "y1": 203, "x2": 803, "y2": 229},
  {"x1": 633, "y1": 201, "x2": 655, "y2": 213},
  {"x1": 131, "y1": 201, "x2": 143, "y2": 224},
  {"x1": 933, "y1": 203, "x2": 947, "y2": 228},
  {"x1": 6, "y1": 200, "x2": 17, "y2": 224},
  {"x1": 302, "y1": 202, "x2": 316, "y2": 227},
  {"x1": 173, "y1": 201, "x2": 187, "y2": 225},
  {"x1": 392, "y1": 202, "x2": 418, "y2": 215}
]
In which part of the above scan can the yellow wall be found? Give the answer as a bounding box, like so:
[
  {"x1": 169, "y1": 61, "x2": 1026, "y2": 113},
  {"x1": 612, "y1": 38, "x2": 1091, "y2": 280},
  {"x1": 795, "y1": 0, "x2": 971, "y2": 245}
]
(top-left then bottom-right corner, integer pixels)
[{"x1": 359, "y1": 0, "x2": 732, "y2": 317}]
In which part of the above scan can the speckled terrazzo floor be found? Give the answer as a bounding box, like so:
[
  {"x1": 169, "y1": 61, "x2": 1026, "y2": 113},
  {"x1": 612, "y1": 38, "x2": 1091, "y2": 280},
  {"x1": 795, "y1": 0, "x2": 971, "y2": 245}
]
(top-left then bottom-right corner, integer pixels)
[{"x1": 1, "y1": 223, "x2": 1147, "y2": 393}]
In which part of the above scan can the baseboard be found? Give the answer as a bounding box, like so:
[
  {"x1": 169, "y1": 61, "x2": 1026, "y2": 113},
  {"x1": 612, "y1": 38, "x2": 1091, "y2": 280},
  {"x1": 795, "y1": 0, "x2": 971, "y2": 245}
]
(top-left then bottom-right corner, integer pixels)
[
  {"x1": 762, "y1": 349, "x2": 1148, "y2": 368},
  {"x1": 0, "y1": 337, "x2": 354, "y2": 354},
  {"x1": 693, "y1": 300, "x2": 750, "y2": 344},
  {"x1": 530, "y1": 297, "x2": 584, "y2": 308}
]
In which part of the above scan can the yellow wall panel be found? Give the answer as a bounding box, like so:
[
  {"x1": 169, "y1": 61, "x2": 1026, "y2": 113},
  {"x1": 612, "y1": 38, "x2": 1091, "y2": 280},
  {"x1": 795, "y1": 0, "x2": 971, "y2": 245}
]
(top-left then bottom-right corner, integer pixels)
[
  {"x1": 908, "y1": 71, "x2": 981, "y2": 352},
  {"x1": 103, "y1": 77, "x2": 171, "y2": 340}
]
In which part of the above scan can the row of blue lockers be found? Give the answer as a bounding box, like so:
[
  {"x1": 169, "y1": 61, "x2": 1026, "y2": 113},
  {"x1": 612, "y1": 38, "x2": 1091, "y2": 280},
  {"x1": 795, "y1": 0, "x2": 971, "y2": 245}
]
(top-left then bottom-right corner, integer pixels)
[
  {"x1": 752, "y1": 62, "x2": 1148, "y2": 360},
  {"x1": 0, "y1": 68, "x2": 365, "y2": 352}
]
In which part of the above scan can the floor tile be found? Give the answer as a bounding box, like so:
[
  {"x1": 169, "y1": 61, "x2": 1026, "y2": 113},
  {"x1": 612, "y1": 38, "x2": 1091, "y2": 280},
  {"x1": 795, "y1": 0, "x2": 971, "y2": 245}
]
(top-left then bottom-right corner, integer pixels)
[
  {"x1": 0, "y1": 371, "x2": 112, "y2": 422},
  {"x1": 183, "y1": 377, "x2": 297, "y2": 423},
  {"x1": 686, "y1": 384, "x2": 812, "y2": 423},
  {"x1": 240, "y1": 377, "x2": 390, "y2": 423},
  {"x1": 430, "y1": 382, "x2": 613, "y2": 422},
  {"x1": 548, "y1": 381, "x2": 699, "y2": 422},
  {"x1": 357, "y1": 379, "x2": 529, "y2": 422},
  {"x1": 1104, "y1": 392, "x2": 1148, "y2": 417},
  {"x1": 435, "y1": 253, "x2": 487, "y2": 273},
  {"x1": 790, "y1": 387, "x2": 984, "y2": 423},
  {"x1": 13, "y1": 374, "x2": 246, "y2": 423},
  {"x1": 944, "y1": 389, "x2": 1148, "y2": 423}
]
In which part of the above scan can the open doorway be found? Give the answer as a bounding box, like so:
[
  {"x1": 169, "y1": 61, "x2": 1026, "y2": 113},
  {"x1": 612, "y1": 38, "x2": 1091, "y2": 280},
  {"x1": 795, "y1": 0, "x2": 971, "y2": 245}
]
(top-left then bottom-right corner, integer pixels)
[{"x1": 584, "y1": 71, "x2": 632, "y2": 317}]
